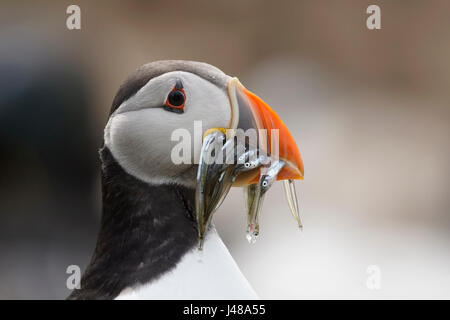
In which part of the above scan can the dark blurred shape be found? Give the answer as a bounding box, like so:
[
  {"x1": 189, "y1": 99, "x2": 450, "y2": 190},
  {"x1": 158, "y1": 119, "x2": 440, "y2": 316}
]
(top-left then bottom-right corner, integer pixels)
[
  {"x1": 0, "y1": 29, "x2": 99, "y2": 299},
  {"x1": 0, "y1": 56, "x2": 95, "y2": 194}
]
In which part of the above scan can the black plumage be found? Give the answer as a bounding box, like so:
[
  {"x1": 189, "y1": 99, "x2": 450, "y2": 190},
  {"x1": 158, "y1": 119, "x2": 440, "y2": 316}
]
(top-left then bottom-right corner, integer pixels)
[{"x1": 68, "y1": 147, "x2": 197, "y2": 299}]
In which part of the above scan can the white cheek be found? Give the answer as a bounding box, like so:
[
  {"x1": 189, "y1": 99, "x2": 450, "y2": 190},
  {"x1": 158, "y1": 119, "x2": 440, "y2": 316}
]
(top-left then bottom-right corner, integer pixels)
[
  {"x1": 106, "y1": 109, "x2": 188, "y2": 184},
  {"x1": 184, "y1": 84, "x2": 231, "y2": 162}
]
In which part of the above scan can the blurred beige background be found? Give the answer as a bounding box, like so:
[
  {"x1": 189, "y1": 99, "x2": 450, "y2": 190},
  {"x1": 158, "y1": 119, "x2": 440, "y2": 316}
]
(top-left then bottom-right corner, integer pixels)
[{"x1": 0, "y1": 0, "x2": 449, "y2": 299}]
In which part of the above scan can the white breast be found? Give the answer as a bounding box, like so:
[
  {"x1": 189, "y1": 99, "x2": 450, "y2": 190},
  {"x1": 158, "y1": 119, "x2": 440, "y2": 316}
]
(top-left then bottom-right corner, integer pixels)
[{"x1": 115, "y1": 226, "x2": 258, "y2": 300}]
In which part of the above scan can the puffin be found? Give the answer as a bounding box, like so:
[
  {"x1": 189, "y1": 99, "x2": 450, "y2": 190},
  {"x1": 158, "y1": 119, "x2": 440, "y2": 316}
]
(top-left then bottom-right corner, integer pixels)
[{"x1": 68, "y1": 60, "x2": 304, "y2": 300}]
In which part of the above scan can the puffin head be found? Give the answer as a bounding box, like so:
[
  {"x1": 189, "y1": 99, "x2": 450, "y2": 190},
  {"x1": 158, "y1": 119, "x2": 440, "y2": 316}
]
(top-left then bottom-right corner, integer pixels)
[
  {"x1": 105, "y1": 60, "x2": 302, "y2": 182},
  {"x1": 103, "y1": 60, "x2": 304, "y2": 245}
]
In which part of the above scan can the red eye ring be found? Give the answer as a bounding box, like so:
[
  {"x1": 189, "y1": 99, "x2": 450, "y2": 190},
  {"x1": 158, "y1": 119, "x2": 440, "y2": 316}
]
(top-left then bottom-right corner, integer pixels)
[{"x1": 164, "y1": 82, "x2": 185, "y2": 112}]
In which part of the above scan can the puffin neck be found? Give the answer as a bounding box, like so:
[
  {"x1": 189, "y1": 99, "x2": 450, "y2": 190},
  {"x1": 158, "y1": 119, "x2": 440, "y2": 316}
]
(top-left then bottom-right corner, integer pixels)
[{"x1": 68, "y1": 146, "x2": 198, "y2": 300}]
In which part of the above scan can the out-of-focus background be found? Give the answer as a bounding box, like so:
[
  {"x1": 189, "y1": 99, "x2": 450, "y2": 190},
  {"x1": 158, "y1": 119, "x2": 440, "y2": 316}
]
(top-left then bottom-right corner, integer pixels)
[{"x1": 1, "y1": 0, "x2": 449, "y2": 299}]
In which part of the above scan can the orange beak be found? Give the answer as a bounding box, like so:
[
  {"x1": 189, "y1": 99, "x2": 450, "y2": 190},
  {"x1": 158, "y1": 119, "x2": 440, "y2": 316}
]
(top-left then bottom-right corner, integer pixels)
[{"x1": 227, "y1": 78, "x2": 304, "y2": 184}]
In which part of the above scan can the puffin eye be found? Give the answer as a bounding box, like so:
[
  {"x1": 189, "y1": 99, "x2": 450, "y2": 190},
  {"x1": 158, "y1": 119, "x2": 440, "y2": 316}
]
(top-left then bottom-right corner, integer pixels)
[
  {"x1": 164, "y1": 80, "x2": 185, "y2": 114},
  {"x1": 168, "y1": 90, "x2": 185, "y2": 106}
]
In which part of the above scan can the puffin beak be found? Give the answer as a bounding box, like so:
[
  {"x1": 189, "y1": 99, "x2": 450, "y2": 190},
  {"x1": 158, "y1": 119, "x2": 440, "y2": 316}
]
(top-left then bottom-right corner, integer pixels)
[
  {"x1": 195, "y1": 77, "x2": 304, "y2": 248},
  {"x1": 227, "y1": 77, "x2": 304, "y2": 183}
]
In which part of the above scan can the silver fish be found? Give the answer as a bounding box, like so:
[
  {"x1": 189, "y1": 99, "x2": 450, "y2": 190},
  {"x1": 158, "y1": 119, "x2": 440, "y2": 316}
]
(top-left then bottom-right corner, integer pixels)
[
  {"x1": 244, "y1": 159, "x2": 285, "y2": 243},
  {"x1": 283, "y1": 179, "x2": 303, "y2": 229}
]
